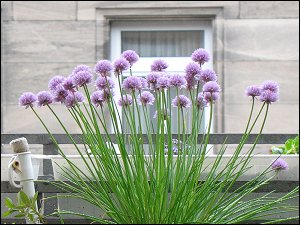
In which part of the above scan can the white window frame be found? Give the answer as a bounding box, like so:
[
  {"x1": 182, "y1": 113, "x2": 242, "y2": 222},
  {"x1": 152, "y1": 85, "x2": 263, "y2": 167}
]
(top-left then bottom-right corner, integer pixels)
[{"x1": 110, "y1": 20, "x2": 213, "y2": 133}]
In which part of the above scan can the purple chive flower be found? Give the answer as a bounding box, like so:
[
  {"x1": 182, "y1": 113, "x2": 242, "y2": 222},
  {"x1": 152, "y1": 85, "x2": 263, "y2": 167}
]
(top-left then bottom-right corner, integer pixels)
[
  {"x1": 261, "y1": 80, "x2": 279, "y2": 93},
  {"x1": 19, "y1": 92, "x2": 37, "y2": 108},
  {"x1": 114, "y1": 58, "x2": 130, "y2": 74},
  {"x1": 272, "y1": 158, "x2": 288, "y2": 171},
  {"x1": 151, "y1": 59, "x2": 168, "y2": 72},
  {"x1": 199, "y1": 69, "x2": 217, "y2": 84},
  {"x1": 191, "y1": 48, "x2": 210, "y2": 65},
  {"x1": 185, "y1": 62, "x2": 201, "y2": 77},
  {"x1": 72, "y1": 65, "x2": 92, "y2": 76},
  {"x1": 91, "y1": 91, "x2": 105, "y2": 107},
  {"x1": 185, "y1": 75, "x2": 198, "y2": 90},
  {"x1": 204, "y1": 92, "x2": 220, "y2": 103},
  {"x1": 95, "y1": 76, "x2": 115, "y2": 90},
  {"x1": 122, "y1": 76, "x2": 143, "y2": 91},
  {"x1": 53, "y1": 85, "x2": 69, "y2": 103},
  {"x1": 172, "y1": 95, "x2": 191, "y2": 108},
  {"x1": 169, "y1": 74, "x2": 187, "y2": 89},
  {"x1": 122, "y1": 50, "x2": 139, "y2": 66},
  {"x1": 48, "y1": 76, "x2": 65, "y2": 92},
  {"x1": 94, "y1": 60, "x2": 113, "y2": 76},
  {"x1": 245, "y1": 85, "x2": 262, "y2": 97},
  {"x1": 203, "y1": 81, "x2": 221, "y2": 93},
  {"x1": 146, "y1": 72, "x2": 164, "y2": 89},
  {"x1": 37, "y1": 91, "x2": 53, "y2": 107},
  {"x1": 63, "y1": 77, "x2": 77, "y2": 92},
  {"x1": 65, "y1": 92, "x2": 85, "y2": 108},
  {"x1": 156, "y1": 76, "x2": 170, "y2": 90},
  {"x1": 138, "y1": 91, "x2": 155, "y2": 105},
  {"x1": 197, "y1": 93, "x2": 208, "y2": 109},
  {"x1": 140, "y1": 77, "x2": 148, "y2": 89},
  {"x1": 118, "y1": 94, "x2": 133, "y2": 107},
  {"x1": 72, "y1": 70, "x2": 93, "y2": 87},
  {"x1": 259, "y1": 90, "x2": 279, "y2": 104}
]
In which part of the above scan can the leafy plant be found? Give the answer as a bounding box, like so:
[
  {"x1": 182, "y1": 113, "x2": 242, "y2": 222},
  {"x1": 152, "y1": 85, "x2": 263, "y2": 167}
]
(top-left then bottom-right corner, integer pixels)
[
  {"x1": 14, "y1": 48, "x2": 299, "y2": 224},
  {"x1": 2, "y1": 191, "x2": 44, "y2": 223},
  {"x1": 271, "y1": 134, "x2": 299, "y2": 154}
]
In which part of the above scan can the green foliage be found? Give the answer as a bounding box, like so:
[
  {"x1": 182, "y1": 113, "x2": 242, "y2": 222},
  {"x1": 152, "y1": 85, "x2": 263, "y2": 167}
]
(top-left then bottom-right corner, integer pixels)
[
  {"x1": 25, "y1": 57, "x2": 299, "y2": 223},
  {"x1": 2, "y1": 191, "x2": 44, "y2": 223},
  {"x1": 271, "y1": 134, "x2": 299, "y2": 154}
]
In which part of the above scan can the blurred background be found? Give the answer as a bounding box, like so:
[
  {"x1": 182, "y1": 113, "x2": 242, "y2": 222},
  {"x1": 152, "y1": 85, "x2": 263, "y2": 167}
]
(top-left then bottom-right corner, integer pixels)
[{"x1": 1, "y1": 1, "x2": 299, "y2": 136}]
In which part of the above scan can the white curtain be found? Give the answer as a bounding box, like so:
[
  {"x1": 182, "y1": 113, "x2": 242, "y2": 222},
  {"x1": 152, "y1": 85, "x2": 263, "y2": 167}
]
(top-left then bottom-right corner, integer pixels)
[{"x1": 121, "y1": 30, "x2": 204, "y2": 57}]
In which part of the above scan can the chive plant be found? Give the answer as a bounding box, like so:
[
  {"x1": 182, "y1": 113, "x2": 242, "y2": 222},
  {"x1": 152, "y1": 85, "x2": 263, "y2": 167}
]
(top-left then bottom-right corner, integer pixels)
[{"x1": 13, "y1": 48, "x2": 298, "y2": 224}]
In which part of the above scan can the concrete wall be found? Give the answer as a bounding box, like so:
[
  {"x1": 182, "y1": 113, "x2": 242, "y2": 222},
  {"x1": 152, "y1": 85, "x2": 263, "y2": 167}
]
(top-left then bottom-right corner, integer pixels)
[{"x1": 1, "y1": 1, "x2": 299, "y2": 134}]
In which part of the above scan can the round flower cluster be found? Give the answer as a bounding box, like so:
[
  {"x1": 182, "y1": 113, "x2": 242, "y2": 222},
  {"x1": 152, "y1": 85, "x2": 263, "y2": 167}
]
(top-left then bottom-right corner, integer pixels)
[{"x1": 245, "y1": 80, "x2": 279, "y2": 104}]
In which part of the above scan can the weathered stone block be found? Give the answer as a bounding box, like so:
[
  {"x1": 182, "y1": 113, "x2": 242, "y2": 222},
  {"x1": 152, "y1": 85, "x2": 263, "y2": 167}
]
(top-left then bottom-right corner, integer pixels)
[
  {"x1": 240, "y1": 1, "x2": 299, "y2": 19},
  {"x1": 1, "y1": 62, "x2": 95, "y2": 104},
  {"x1": 13, "y1": 1, "x2": 76, "y2": 20},
  {"x1": 2, "y1": 104, "x2": 86, "y2": 133},
  {"x1": 224, "y1": 61, "x2": 299, "y2": 104},
  {"x1": 2, "y1": 21, "x2": 95, "y2": 63},
  {"x1": 1, "y1": 1, "x2": 13, "y2": 21},
  {"x1": 225, "y1": 19, "x2": 299, "y2": 61},
  {"x1": 78, "y1": 1, "x2": 239, "y2": 20},
  {"x1": 224, "y1": 103, "x2": 299, "y2": 133}
]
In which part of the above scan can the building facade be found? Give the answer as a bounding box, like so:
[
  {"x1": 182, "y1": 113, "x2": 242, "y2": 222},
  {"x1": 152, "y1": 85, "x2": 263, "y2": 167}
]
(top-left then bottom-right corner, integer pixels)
[{"x1": 1, "y1": 1, "x2": 299, "y2": 135}]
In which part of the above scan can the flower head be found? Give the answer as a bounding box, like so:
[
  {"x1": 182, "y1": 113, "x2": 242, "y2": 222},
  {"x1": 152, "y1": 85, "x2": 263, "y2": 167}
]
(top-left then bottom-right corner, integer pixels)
[
  {"x1": 245, "y1": 85, "x2": 262, "y2": 97},
  {"x1": 199, "y1": 69, "x2": 217, "y2": 84},
  {"x1": 95, "y1": 60, "x2": 113, "y2": 76},
  {"x1": 138, "y1": 91, "x2": 155, "y2": 105},
  {"x1": 261, "y1": 80, "x2": 279, "y2": 93},
  {"x1": 118, "y1": 94, "x2": 133, "y2": 107},
  {"x1": 122, "y1": 50, "x2": 139, "y2": 66},
  {"x1": 146, "y1": 72, "x2": 165, "y2": 89},
  {"x1": 37, "y1": 91, "x2": 53, "y2": 107},
  {"x1": 72, "y1": 70, "x2": 93, "y2": 87},
  {"x1": 19, "y1": 92, "x2": 37, "y2": 108},
  {"x1": 122, "y1": 76, "x2": 143, "y2": 91},
  {"x1": 197, "y1": 93, "x2": 208, "y2": 109},
  {"x1": 172, "y1": 95, "x2": 191, "y2": 108},
  {"x1": 53, "y1": 85, "x2": 69, "y2": 103},
  {"x1": 169, "y1": 74, "x2": 187, "y2": 89},
  {"x1": 91, "y1": 91, "x2": 105, "y2": 107},
  {"x1": 156, "y1": 76, "x2": 170, "y2": 90},
  {"x1": 63, "y1": 77, "x2": 77, "y2": 92},
  {"x1": 48, "y1": 76, "x2": 65, "y2": 92},
  {"x1": 204, "y1": 92, "x2": 220, "y2": 103},
  {"x1": 203, "y1": 81, "x2": 221, "y2": 93},
  {"x1": 140, "y1": 77, "x2": 148, "y2": 89},
  {"x1": 185, "y1": 62, "x2": 201, "y2": 77},
  {"x1": 65, "y1": 92, "x2": 85, "y2": 108},
  {"x1": 185, "y1": 74, "x2": 198, "y2": 90},
  {"x1": 95, "y1": 76, "x2": 115, "y2": 90},
  {"x1": 114, "y1": 58, "x2": 130, "y2": 74},
  {"x1": 191, "y1": 48, "x2": 210, "y2": 65},
  {"x1": 272, "y1": 158, "x2": 288, "y2": 171},
  {"x1": 151, "y1": 59, "x2": 168, "y2": 72},
  {"x1": 259, "y1": 90, "x2": 279, "y2": 104},
  {"x1": 72, "y1": 65, "x2": 92, "y2": 76}
]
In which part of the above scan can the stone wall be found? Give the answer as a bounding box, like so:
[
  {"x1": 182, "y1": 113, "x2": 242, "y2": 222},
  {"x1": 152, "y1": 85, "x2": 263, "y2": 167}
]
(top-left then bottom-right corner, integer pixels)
[{"x1": 1, "y1": 1, "x2": 299, "y2": 134}]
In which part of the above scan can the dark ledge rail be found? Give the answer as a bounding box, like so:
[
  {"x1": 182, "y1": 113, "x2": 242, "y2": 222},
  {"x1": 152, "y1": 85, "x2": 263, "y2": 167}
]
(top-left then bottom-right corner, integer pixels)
[{"x1": 1, "y1": 133, "x2": 297, "y2": 145}]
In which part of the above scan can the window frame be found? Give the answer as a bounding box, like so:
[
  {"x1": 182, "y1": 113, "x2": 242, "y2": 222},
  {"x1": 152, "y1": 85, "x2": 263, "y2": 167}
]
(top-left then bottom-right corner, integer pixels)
[{"x1": 110, "y1": 20, "x2": 214, "y2": 133}]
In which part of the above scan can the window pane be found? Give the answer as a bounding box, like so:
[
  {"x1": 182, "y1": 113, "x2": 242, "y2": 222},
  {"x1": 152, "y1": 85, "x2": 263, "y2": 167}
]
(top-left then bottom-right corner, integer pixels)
[{"x1": 121, "y1": 31, "x2": 204, "y2": 57}]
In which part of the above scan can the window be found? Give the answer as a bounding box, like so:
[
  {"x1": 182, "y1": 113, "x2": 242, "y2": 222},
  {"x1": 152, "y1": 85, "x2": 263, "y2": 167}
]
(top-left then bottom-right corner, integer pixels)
[{"x1": 110, "y1": 20, "x2": 213, "y2": 136}]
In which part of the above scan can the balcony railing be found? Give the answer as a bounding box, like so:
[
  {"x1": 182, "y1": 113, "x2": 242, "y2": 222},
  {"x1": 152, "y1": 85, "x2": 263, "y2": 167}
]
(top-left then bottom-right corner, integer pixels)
[{"x1": 1, "y1": 133, "x2": 299, "y2": 224}]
